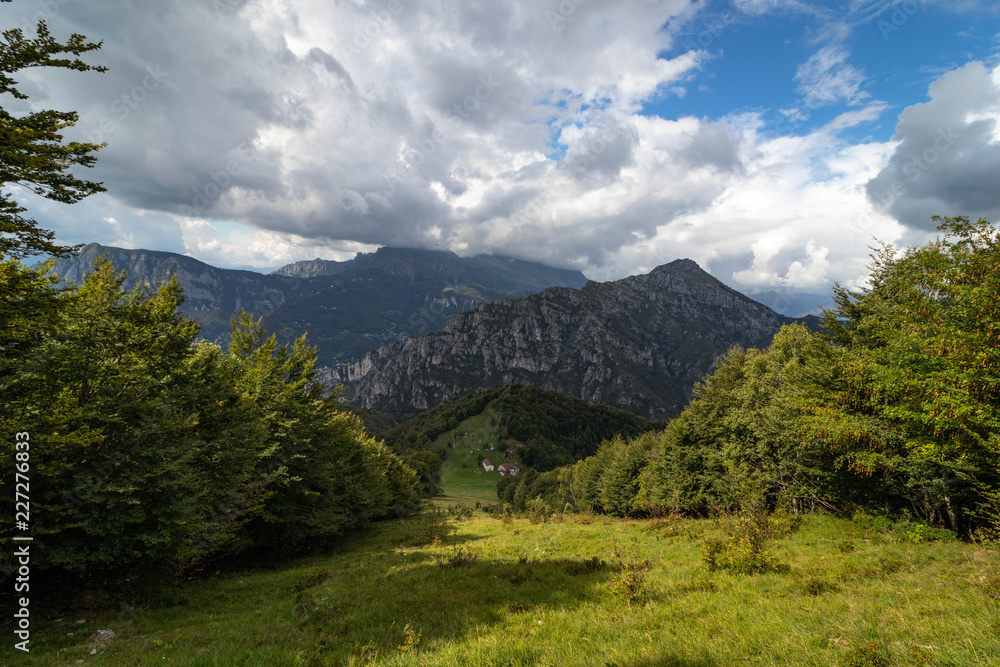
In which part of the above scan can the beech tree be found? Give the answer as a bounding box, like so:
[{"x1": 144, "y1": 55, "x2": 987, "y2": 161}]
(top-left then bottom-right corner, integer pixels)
[
  {"x1": 817, "y1": 216, "x2": 1000, "y2": 531},
  {"x1": 1, "y1": 2, "x2": 107, "y2": 259}
]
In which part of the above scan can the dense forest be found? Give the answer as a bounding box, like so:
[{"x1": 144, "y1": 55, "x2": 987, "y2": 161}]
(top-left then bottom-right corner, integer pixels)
[
  {"x1": 501, "y1": 217, "x2": 1000, "y2": 538},
  {"x1": 0, "y1": 259, "x2": 420, "y2": 589}
]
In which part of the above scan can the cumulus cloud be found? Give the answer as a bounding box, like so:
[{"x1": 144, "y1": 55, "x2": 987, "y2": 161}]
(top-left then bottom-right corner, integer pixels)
[
  {"x1": 865, "y1": 61, "x2": 1000, "y2": 230},
  {"x1": 0, "y1": 0, "x2": 992, "y2": 292}
]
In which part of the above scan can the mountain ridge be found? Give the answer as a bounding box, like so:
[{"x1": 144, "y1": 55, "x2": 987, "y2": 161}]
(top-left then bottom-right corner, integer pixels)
[
  {"x1": 40, "y1": 243, "x2": 589, "y2": 363},
  {"x1": 330, "y1": 258, "x2": 802, "y2": 420}
]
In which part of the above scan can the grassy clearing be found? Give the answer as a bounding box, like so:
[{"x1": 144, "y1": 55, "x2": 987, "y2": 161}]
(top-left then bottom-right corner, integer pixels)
[
  {"x1": 434, "y1": 409, "x2": 505, "y2": 507},
  {"x1": 7, "y1": 510, "x2": 998, "y2": 666}
]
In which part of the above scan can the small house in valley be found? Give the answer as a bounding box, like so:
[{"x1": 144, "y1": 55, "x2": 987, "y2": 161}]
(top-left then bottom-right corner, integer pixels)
[
  {"x1": 482, "y1": 459, "x2": 495, "y2": 472},
  {"x1": 497, "y1": 463, "x2": 520, "y2": 477}
]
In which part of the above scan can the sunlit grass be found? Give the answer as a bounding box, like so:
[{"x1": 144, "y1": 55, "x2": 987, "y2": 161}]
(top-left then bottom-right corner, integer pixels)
[
  {"x1": 434, "y1": 409, "x2": 505, "y2": 507},
  {"x1": 7, "y1": 510, "x2": 998, "y2": 666}
]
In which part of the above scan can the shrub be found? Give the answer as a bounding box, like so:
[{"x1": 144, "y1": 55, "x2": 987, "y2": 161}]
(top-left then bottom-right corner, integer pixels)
[
  {"x1": 701, "y1": 503, "x2": 786, "y2": 575},
  {"x1": 411, "y1": 508, "x2": 450, "y2": 546},
  {"x1": 608, "y1": 558, "x2": 651, "y2": 608},
  {"x1": 447, "y1": 503, "x2": 474, "y2": 521},
  {"x1": 850, "y1": 511, "x2": 895, "y2": 538},
  {"x1": 837, "y1": 540, "x2": 857, "y2": 553},
  {"x1": 770, "y1": 509, "x2": 804, "y2": 536},
  {"x1": 397, "y1": 622, "x2": 422, "y2": 652},
  {"x1": 904, "y1": 520, "x2": 956, "y2": 543},
  {"x1": 980, "y1": 574, "x2": 1000, "y2": 600},
  {"x1": 526, "y1": 497, "x2": 552, "y2": 524}
]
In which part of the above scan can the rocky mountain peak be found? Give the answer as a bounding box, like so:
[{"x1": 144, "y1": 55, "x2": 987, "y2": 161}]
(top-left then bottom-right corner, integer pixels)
[{"x1": 332, "y1": 259, "x2": 801, "y2": 420}]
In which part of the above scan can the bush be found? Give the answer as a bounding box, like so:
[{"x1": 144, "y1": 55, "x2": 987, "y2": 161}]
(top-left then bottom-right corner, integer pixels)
[
  {"x1": 980, "y1": 574, "x2": 1000, "y2": 600},
  {"x1": 526, "y1": 497, "x2": 551, "y2": 524},
  {"x1": 397, "y1": 622, "x2": 422, "y2": 652},
  {"x1": 701, "y1": 503, "x2": 786, "y2": 575},
  {"x1": 608, "y1": 557, "x2": 651, "y2": 608},
  {"x1": 447, "y1": 504, "x2": 474, "y2": 521}
]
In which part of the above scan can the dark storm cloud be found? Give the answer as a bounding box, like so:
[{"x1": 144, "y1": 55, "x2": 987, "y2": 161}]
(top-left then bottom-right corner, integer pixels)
[{"x1": 866, "y1": 61, "x2": 1000, "y2": 229}]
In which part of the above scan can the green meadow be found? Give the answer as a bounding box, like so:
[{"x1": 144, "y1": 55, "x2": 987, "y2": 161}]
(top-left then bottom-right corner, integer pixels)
[
  {"x1": 433, "y1": 409, "x2": 506, "y2": 507},
  {"x1": 7, "y1": 505, "x2": 998, "y2": 666}
]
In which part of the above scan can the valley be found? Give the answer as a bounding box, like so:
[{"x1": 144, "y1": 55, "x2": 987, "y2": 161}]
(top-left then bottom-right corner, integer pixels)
[{"x1": 4, "y1": 6, "x2": 1000, "y2": 666}]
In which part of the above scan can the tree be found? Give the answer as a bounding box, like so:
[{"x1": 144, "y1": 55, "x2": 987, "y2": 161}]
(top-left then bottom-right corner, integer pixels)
[
  {"x1": 817, "y1": 217, "x2": 1000, "y2": 531},
  {"x1": 1, "y1": 3, "x2": 107, "y2": 259}
]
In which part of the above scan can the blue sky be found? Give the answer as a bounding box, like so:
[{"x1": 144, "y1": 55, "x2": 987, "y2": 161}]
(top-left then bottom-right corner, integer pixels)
[
  {"x1": 3, "y1": 0, "x2": 1000, "y2": 297},
  {"x1": 648, "y1": 1, "x2": 998, "y2": 145}
]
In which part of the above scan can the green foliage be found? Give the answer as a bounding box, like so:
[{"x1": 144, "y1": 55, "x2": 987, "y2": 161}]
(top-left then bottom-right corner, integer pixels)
[
  {"x1": 701, "y1": 496, "x2": 787, "y2": 575},
  {"x1": 815, "y1": 216, "x2": 1000, "y2": 532},
  {"x1": 386, "y1": 384, "x2": 664, "y2": 500},
  {"x1": 339, "y1": 405, "x2": 397, "y2": 441},
  {"x1": 396, "y1": 622, "x2": 422, "y2": 652},
  {"x1": 0, "y1": 259, "x2": 419, "y2": 589},
  {"x1": 493, "y1": 385, "x2": 665, "y2": 470},
  {"x1": 608, "y1": 557, "x2": 651, "y2": 608},
  {"x1": 607, "y1": 540, "x2": 652, "y2": 607},
  {"x1": 520, "y1": 218, "x2": 1000, "y2": 537},
  {"x1": 1, "y1": 8, "x2": 108, "y2": 259}
]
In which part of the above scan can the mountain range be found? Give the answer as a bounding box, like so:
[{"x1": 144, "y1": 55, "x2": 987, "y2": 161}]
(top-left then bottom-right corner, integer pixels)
[
  {"x1": 44, "y1": 244, "x2": 818, "y2": 421},
  {"x1": 330, "y1": 259, "x2": 807, "y2": 421},
  {"x1": 42, "y1": 244, "x2": 587, "y2": 364}
]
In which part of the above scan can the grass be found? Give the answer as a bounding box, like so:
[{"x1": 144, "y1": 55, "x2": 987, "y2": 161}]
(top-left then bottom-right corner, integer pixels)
[
  {"x1": 433, "y1": 409, "x2": 506, "y2": 507},
  {"x1": 6, "y1": 510, "x2": 998, "y2": 666}
]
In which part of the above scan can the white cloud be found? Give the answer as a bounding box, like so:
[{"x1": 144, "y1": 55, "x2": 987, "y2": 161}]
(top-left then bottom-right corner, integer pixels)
[
  {"x1": 3, "y1": 0, "x2": 993, "y2": 294},
  {"x1": 177, "y1": 218, "x2": 380, "y2": 270},
  {"x1": 795, "y1": 46, "x2": 869, "y2": 108}
]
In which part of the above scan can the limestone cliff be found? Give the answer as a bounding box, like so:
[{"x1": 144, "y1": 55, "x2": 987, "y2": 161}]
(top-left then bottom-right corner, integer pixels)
[{"x1": 331, "y1": 259, "x2": 799, "y2": 420}]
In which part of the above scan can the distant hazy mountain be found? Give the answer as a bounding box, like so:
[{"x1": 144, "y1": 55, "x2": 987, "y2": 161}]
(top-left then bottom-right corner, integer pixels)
[
  {"x1": 330, "y1": 259, "x2": 802, "y2": 420},
  {"x1": 42, "y1": 244, "x2": 588, "y2": 363},
  {"x1": 43, "y1": 244, "x2": 299, "y2": 342},
  {"x1": 261, "y1": 247, "x2": 588, "y2": 364},
  {"x1": 746, "y1": 290, "x2": 834, "y2": 318}
]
